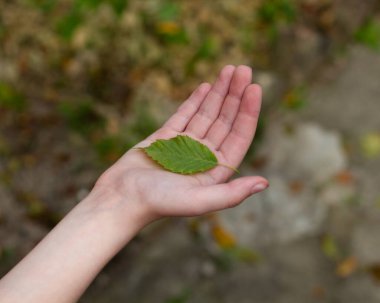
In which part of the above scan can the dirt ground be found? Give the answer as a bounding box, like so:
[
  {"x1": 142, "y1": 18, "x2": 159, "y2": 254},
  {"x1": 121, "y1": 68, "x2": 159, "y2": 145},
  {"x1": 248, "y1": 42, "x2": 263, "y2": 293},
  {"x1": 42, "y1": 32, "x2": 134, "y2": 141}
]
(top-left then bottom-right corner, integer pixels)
[
  {"x1": 78, "y1": 44, "x2": 380, "y2": 303},
  {"x1": 1, "y1": 1, "x2": 380, "y2": 302}
]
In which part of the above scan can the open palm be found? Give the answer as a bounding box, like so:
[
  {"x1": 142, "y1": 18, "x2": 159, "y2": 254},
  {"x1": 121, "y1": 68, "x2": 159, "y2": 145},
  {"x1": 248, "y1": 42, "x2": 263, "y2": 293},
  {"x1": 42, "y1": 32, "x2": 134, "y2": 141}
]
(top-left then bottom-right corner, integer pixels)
[{"x1": 97, "y1": 65, "x2": 268, "y2": 221}]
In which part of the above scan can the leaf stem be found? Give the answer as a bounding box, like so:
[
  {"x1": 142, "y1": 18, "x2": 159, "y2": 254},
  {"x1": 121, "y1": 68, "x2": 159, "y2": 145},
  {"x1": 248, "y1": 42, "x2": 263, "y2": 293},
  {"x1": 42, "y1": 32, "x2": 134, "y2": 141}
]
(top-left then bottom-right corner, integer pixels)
[{"x1": 219, "y1": 163, "x2": 239, "y2": 174}]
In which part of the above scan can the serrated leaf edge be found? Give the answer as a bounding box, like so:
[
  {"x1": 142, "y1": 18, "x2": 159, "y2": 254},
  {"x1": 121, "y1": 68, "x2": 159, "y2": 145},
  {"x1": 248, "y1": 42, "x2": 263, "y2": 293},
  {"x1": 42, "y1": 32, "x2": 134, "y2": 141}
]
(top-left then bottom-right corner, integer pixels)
[
  {"x1": 142, "y1": 136, "x2": 216, "y2": 174},
  {"x1": 140, "y1": 135, "x2": 238, "y2": 174}
]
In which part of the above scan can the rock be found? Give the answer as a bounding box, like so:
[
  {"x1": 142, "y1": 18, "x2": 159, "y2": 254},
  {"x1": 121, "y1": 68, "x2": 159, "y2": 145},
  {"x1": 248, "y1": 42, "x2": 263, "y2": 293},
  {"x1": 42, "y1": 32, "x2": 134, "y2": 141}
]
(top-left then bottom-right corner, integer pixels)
[
  {"x1": 219, "y1": 122, "x2": 350, "y2": 246},
  {"x1": 318, "y1": 182, "x2": 356, "y2": 206},
  {"x1": 219, "y1": 177, "x2": 329, "y2": 247},
  {"x1": 261, "y1": 122, "x2": 347, "y2": 185},
  {"x1": 352, "y1": 216, "x2": 380, "y2": 266},
  {"x1": 334, "y1": 273, "x2": 380, "y2": 303}
]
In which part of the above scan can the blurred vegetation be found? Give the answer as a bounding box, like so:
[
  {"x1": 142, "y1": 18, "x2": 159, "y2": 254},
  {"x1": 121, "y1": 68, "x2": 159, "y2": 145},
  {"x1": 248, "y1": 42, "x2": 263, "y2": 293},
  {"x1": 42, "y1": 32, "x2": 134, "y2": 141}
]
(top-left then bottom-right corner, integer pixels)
[
  {"x1": 356, "y1": 18, "x2": 380, "y2": 51},
  {"x1": 0, "y1": 82, "x2": 26, "y2": 112},
  {"x1": 1, "y1": 0, "x2": 380, "y2": 299},
  {"x1": 164, "y1": 289, "x2": 191, "y2": 303},
  {"x1": 0, "y1": 0, "x2": 379, "y2": 259},
  {"x1": 1, "y1": 0, "x2": 377, "y2": 167},
  {"x1": 257, "y1": 0, "x2": 297, "y2": 43}
]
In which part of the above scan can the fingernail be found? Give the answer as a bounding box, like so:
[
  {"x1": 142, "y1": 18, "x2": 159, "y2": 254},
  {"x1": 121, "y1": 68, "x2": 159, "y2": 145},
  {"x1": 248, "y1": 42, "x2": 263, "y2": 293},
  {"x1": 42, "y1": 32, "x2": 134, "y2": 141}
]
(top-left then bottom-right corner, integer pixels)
[{"x1": 251, "y1": 182, "x2": 268, "y2": 194}]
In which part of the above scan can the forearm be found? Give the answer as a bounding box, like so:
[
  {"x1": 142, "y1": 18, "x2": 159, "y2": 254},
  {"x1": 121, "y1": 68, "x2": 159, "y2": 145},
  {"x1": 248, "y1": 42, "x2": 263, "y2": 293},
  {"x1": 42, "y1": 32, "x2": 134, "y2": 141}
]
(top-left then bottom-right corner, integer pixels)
[{"x1": 0, "y1": 188, "x2": 147, "y2": 303}]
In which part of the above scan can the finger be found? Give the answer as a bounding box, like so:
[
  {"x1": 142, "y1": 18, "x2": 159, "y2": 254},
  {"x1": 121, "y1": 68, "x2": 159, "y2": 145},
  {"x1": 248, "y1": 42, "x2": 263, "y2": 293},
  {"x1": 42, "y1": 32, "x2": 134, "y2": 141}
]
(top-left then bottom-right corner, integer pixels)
[
  {"x1": 185, "y1": 65, "x2": 235, "y2": 138},
  {"x1": 219, "y1": 84, "x2": 262, "y2": 167},
  {"x1": 205, "y1": 65, "x2": 252, "y2": 149},
  {"x1": 192, "y1": 176, "x2": 268, "y2": 214},
  {"x1": 163, "y1": 82, "x2": 212, "y2": 132}
]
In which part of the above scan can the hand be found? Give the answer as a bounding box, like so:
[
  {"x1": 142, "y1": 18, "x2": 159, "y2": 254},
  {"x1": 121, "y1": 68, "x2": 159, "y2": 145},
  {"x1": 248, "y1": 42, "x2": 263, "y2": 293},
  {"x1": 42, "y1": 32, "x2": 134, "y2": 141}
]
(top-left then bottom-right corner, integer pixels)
[{"x1": 95, "y1": 65, "x2": 268, "y2": 224}]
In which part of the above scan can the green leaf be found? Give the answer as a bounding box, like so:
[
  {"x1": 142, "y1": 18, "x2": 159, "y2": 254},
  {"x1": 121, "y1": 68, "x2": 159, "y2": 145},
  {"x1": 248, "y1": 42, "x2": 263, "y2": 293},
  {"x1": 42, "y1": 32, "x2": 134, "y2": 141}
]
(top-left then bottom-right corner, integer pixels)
[
  {"x1": 361, "y1": 132, "x2": 380, "y2": 158},
  {"x1": 56, "y1": 9, "x2": 83, "y2": 40},
  {"x1": 158, "y1": 2, "x2": 180, "y2": 21},
  {"x1": 164, "y1": 289, "x2": 190, "y2": 303},
  {"x1": 321, "y1": 234, "x2": 340, "y2": 260},
  {"x1": 142, "y1": 135, "x2": 236, "y2": 175},
  {"x1": 355, "y1": 19, "x2": 380, "y2": 51},
  {"x1": 58, "y1": 99, "x2": 104, "y2": 135},
  {"x1": 0, "y1": 82, "x2": 27, "y2": 111}
]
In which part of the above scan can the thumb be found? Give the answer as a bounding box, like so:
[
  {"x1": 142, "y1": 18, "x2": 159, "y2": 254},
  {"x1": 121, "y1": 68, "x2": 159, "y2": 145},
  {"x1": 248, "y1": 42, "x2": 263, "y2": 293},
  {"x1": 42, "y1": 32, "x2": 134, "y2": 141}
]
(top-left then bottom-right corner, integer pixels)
[{"x1": 193, "y1": 176, "x2": 269, "y2": 214}]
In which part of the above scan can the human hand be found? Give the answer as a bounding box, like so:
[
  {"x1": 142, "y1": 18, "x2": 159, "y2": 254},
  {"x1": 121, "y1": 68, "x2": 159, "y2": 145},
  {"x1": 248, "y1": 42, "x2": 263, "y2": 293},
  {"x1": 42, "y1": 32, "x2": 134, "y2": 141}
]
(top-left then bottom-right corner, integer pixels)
[{"x1": 95, "y1": 65, "x2": 268, "y2": 225}]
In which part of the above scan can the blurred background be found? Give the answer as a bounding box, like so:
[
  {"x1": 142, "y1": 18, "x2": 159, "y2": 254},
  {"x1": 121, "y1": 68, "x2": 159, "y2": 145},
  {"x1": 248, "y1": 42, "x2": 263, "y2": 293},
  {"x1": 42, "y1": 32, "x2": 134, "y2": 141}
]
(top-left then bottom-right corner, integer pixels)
[{"x1": 1, "y1": 0, "x2": 380, "y2": 302}]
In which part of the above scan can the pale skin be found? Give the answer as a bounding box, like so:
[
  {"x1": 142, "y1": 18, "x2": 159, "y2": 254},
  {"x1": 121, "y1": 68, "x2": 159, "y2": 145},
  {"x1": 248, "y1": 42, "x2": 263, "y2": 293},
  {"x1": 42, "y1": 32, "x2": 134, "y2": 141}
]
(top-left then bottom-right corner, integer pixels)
[{"x1": 0, "y1": 65, "x2": 269, "y2": 303}]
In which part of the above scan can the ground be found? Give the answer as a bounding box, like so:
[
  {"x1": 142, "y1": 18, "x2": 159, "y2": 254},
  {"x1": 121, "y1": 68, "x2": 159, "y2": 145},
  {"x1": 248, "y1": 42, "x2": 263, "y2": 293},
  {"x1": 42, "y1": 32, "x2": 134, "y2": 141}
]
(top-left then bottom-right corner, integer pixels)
[
  {"x1": 79, "y1": 45, "x2": 380, "y2": 303},
  {"x1": 1, "y1": 1, "x2": 380, "y2": 302}
]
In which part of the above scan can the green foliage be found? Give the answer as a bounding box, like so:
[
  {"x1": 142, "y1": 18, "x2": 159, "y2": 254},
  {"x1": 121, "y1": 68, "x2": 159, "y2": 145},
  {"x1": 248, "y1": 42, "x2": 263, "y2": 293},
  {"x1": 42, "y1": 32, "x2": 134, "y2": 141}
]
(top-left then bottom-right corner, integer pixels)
[
  {"x1": 0, "y1": 135, "x2": 10, "y2": 156},
  {"x1": 0, "y1": 16, "x2": 5, "y2": 39},
  {"x1": 195, "y1": 36, "x2": 218, "y2": 60},
  {"x1": 93, "y1": 100, "x2": 161, "y2": 163},
  {"x1": 158, "y1": 1, "x2": 180, "y2": 21},
  {"x1": 108, "y1": 0, "x2": 128, "y2": 16},
  {"x1": 355, "y1": 19, "x2": 380, "y2": 50},
  {"x1": 58, "y1": 100, "x2": 104, "y2": 135},
  {"x1": 129, "y1": 102, "x2": 159, "y2": 141},
  {"x1": 186, "y1": 34, "x2": 219, "y2": 74},
  {"x1": 257, "y1": 0, "x2": 297, "y2": 24},
  {"x1": 321, "y1": 234, "x2": 340, "y2": 260},
  {"x1": 142, "y1": 135, "x2": 219, "y2": 174},
  {"x1": 257, "y1": 0, "x2": 297, "y2": 43},
  {"x1": 151, "y1": 1, "x2": 188, "y2": 44},
  {"x1": 164, "y1": 289, "x2": 190, "y2": 303},
  {"x1": 282, "y1": 86, "x2": 307, "y2": 110},
  {"x1": 56, "y1": 8, "x2": 83, "y2": 40},
  {"x1": 29, "y1": 0, "x2": 58, "y2": 13},
  {"x1": 94, "y1": 135, "x2": 128, "y2": 162},
  {"x1": 55, "y1": 0, "x2": 128, "y2": 39},
  {"x1": 0, "y1": 82, "x2": 27, "y2": 112},
  {"x1": 226, "y1": 246, "x2": 261, "y2": 263},
  {"x1": 160, "y1": 28, "x2": 188, "y2": 45},
  {"x1": 74, "y1": 0, "x2": 104, "y2": 10},
  {"x1": 75, "y1": 0, "x2": 128, "y2": 15},
  {"x1": 360, "y1": 132, "x2": 380, "y2": 158},
  {"x1": 0, "y1": 246, "x2": 15, "y2": 265},
  {"x1": 212, "y1": 246, "x2": 260, "y2": 271}
]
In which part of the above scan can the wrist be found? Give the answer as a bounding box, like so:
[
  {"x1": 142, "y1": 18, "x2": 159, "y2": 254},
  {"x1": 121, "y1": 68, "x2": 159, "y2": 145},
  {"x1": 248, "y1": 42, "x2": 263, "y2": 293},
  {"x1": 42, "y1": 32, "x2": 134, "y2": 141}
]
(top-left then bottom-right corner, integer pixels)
[{"x1": 80, "y1": 184, "x2": 153, "y2": 240}]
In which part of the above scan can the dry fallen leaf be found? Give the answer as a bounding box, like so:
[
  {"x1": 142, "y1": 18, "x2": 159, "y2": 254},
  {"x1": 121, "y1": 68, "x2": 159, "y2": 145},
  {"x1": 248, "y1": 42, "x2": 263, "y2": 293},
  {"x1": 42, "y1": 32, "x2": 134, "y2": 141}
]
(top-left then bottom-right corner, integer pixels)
[
  {"x1": 211, "y1": 223, "x2": 236, "y2": 249},
  {"x1": 321, "y1": 234, "x2": 340, "y2": 260},
  {"x1": 289, "y1": 180, "x2": 305, "y2": 194},
  {"x1": 156, "y1": 21, "x2": 180, "y2": 35},
  {"x1": 368, "y1": 264, "x2": 380, "y2": 283},
  {"x1": 335, "y1": 170, "x2": 354, "y2": 185},
  {"x1": 361, "y1": 132, "x2": 380, "y2": 158},
  {"x1": 311, "y1": 285, "x2": 326, "y2": 300},
  {"x1": 336, "y1": 256, "x2": 358, "y2": 278}
]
